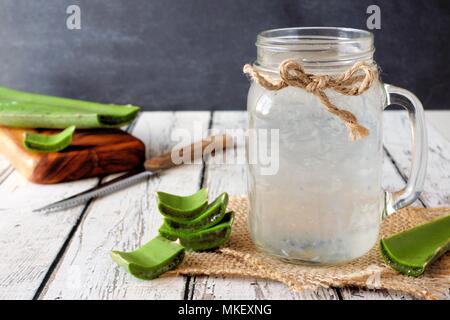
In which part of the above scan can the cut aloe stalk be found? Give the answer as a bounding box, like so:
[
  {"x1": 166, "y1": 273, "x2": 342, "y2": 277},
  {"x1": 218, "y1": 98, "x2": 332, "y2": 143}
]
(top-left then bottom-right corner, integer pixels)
[
  {"x1": 380, "y1": 214, "x2": 450, "y2": 277},
  {"x1": 160, "y1": 212, "x2": 234, "y2": 251},
  {"x1": 23, "y1": 126, "x2": 76, "y2": 153},
  {"x1": 157, "y1": 188, "x2": 208, "y2": 222},
  {"x1": 158, "y1": 228, "x2": 178, "y2": 242},
  {"x1": 180, "y1": 212, "x2": 234, "y2": 251},
  {"x1": 165, "y1": 193, "x2": 229, "y2": 232},
  {"x1": 159, "y1": 210, "x2": 233, "y2": 239},
  {"x1": 111, "y1": 236, "x2": 185, "y2": 280},
  {"x1": 0, "y1": 86, "x2": 139, "y2": 128}
]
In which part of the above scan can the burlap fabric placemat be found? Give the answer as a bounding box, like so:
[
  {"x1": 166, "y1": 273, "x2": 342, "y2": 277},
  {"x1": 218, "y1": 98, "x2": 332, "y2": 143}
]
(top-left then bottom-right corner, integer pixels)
[{"x1": 168, "y1": 196, "x2": 450, "y2": 299}]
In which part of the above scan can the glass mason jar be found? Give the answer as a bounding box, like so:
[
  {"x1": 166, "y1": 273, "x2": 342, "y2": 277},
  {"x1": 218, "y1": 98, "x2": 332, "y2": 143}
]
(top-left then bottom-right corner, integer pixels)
[{"x1": 246, "y1": 27, "x2": 427, "y2": 264}]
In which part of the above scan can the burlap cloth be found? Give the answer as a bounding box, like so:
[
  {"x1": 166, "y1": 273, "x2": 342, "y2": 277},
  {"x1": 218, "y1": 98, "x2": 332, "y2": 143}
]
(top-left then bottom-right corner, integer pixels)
[{"x1": 168, "y1": 196, "x2": 450, "y2": 299}]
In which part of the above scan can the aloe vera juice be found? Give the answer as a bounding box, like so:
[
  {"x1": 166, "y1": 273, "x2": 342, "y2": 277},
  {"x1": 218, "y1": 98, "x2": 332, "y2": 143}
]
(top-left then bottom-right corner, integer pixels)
[{"x1": 247, "y1": 84, "x2": 386, "y2": 264}]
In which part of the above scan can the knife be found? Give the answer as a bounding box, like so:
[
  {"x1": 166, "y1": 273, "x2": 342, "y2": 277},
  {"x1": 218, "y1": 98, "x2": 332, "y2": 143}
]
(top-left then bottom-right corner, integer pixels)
[{"x1": 33, "y1": 134, "x2": 234, "y2": 213}]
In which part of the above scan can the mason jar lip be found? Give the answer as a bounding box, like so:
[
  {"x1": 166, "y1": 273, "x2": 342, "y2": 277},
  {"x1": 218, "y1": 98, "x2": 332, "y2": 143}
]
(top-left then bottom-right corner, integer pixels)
[
  {"x1": 254, "y1": 27, "x2": 375, "y2": 72},
  {"x1": 256, "y1": 27, "x2": 374, "y2": 50}
]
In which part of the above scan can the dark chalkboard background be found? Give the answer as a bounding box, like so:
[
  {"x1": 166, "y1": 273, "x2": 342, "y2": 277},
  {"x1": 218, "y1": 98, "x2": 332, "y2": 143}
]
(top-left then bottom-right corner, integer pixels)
[{"x1": 0, "y1": 0, "x2": 449, "y2": 110}]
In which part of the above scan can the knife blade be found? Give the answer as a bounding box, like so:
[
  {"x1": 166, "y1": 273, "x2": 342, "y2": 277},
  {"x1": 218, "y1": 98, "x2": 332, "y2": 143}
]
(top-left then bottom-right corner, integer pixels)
[
  {"x1": 33, "y1": 134, "x2": 233, "y2": 213},
  {"x1": 33, "y1": 170, "x2": 154, "y2": 213}
]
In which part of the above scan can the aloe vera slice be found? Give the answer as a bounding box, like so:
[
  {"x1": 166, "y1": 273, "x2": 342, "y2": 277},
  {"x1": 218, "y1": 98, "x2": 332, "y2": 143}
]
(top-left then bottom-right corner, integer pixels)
[
  {"x1": 380, "y1": 214, "x2": 450, "y2": 277},
  {"x1": 160, "y1": 212, "x2": 234, "y2": 251},
  {"x1": 165, "y1": 193, "x2": 229, "y2": 232},
  {"x1": 23, "y1": 126, "x2": 76, "y2": 152},
  {"x1": 157, "y1": 188, "x2": 208, "y2": 222},
  {"x1": 158, "y1": 211, "x2": 233, "y2": 241},
  {"x1": 0, "y1": 86, "x2": 139, "y2": 128},
  {"x1": 180, "y1": 213, "x2": 234, "y2": 251},
  {"x1": 111, "y1": 236, "x2": 185, "y2": 280},
  {"x1": 159, "y1": 210, "x2": 234, "y2": 239}
]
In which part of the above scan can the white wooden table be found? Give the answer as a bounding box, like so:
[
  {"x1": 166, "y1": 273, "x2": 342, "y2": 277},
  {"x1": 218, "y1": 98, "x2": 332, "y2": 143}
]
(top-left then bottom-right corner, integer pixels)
[{"x1": 0, "y1": 110, "x2": 449, "y2": 300}]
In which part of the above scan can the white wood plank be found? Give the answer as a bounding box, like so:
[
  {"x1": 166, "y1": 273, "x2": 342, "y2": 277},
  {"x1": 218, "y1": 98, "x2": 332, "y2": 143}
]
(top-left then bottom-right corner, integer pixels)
[
  {"x1": 41, "y1": 112, "x2": 211, "y2": 299},
  {"x1": 189, "y1": 111, "x2": 339, "y2": 300},
  {"x1": 0, "y1": 171, "x2": 98, "y2": 299},
  {"x1": 425, "y1": 111, "x2": 450, "y2": 143},
  {"x1": 384, "y1": 111, "x2": 450, "y2": 208}
]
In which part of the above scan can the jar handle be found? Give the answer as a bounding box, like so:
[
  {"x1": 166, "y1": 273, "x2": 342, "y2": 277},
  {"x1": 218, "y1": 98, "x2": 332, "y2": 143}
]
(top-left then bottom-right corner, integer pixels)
[{"x1": 383, "y1": 84, "x2": 428, "y2": 217}]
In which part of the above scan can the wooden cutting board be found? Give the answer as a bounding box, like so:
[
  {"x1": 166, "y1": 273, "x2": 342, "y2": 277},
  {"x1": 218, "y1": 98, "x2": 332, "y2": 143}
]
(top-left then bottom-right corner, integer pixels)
[{"x1": 0, "y1": 127, "x2": 145, "y2": 184}]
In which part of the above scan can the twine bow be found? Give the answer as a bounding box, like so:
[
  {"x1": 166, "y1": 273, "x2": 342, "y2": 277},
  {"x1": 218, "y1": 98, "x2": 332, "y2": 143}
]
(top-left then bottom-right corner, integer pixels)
[{"x1": 243, "y1": 59, "x2": 379, "y2": 140}]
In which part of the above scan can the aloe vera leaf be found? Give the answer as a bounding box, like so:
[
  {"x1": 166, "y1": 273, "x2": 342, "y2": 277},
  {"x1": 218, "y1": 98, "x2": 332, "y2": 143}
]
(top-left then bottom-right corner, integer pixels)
[
  {"x1": 0, "y1": 101, "x2": 101, "y2": 128},
  {"x1": 0, "y1": 86, "x2": 139, "y2": 117},
  {"x1": 158, "y1": 221, "x2": 180, "y2": 240},
  {"x1": 157, "y1": 188, "x2": 208, "y2": 222},
  {"x1": 181, "y1": 230, "x2": 231, "y2": 251},
  {"x1": 159, "y1": 210, "x2": 234, "y2": 239},
  {"x1": 165, "y1": 193, "x2": 229, "y2": 232},
  {"x1": 380, "y1": 214, "x2": 450, "y2": 277},
  {"x1": 0, "y1": 101, "x2": 138, "y2": 128},
  {"x1": 179, "y1": 214, "x2": 233, "y2": 251},
  {"x1": 111, "y1": 236, "x2": 185, "y2": 280},
  {"x1": 160, "y1": 212, "x2": 234, "y2": 251},
  {"x1": 0, "y1": 87, "x2": 139, "y2": 128},
  {"x1": 158, "y1": 228, "x2": 178, "y2": 242},
  {"x1": 23, "y1": 126, "x2": 76, "y2": 153}
]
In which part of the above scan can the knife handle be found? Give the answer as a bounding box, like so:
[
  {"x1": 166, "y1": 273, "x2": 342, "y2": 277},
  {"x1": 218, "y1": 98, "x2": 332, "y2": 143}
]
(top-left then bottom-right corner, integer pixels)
[{"x1": 144, "y1": 134, "x2": 234, "y2": 171}]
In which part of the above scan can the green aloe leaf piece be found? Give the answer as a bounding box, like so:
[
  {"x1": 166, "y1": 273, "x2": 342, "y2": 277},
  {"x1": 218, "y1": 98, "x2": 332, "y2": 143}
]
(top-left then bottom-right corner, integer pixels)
[
  {"x1": 0, "y1": 86, "x2": 139, "y2": 128},
  {"x1": 180, "y1": 212, "x2": 234, "y2": 251},
  {"x1": 111, "y1": 236, "x2": 185, "y2": 280},
  {"x1": 160, "y1": 212, "x2": 234, "y2": 251},
  {"x1": 157, "y1": 188, "x2": 208, "y2": 222},
  {"x1": 23, "y1": 126, "x2": 76, "y2": 153},
  {"x1": 159, "y1": 210, "x2": 233, "y2": 239},
  {"x1": 380, "y1": 214, "x2": 450, "y2": 277},
  {"x1": 165, "y1": 193, "x2": 229, "y2": 232}
]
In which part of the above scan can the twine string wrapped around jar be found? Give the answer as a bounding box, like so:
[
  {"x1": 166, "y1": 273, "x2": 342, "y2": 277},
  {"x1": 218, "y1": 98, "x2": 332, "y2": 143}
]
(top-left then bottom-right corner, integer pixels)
[{"x1": 243, "y1": 59, "x2": 379, "y2": 141}]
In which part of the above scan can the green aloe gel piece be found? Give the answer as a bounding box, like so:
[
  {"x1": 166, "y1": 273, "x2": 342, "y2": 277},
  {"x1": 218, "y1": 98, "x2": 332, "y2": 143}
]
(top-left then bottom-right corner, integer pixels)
[
  {"x1": 23, "y1": 126, "x2": 76, "y2": 153},
  {"x1": 180, "y1": 212, "x2": 234, "y2": 251},
  {"x1": 380, "y1": 214, "x2": 450, "y2": 277},
  {"x1": 0, "y1": 86, "x2": 139, "y2": 128},
  {"x1": 111, "y1": 236, "x2": 185, "y2": 280},
  {"x1": 157, "y1": 188, "x2": 208, "y2": 222},
  {"x1": 160, "y1": 212, "x2": 234, "y2": 251},
  {"x1": 165, "y1": 193, "x2": 229, "y2": 232},
  {"x1": 159, "y1": 209, "x2": 233, "y2": 239}
]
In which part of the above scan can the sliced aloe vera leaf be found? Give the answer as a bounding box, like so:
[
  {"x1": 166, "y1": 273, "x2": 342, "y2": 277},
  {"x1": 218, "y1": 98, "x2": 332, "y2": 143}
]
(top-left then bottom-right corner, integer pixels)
[
  {"x1": 180, "y1": 226, "x2": 232, "y2": 251},
  {"x1": 159, "y1": 210, "x2": 233, "y2": 239},
  {"x1": 111, "y1": 236, "x2": 185, "y2": 280},
  {"x1": 158, "y1": 221, "x2": 179, "y2": 240},
  {"x1": 157, "y1": 188, "x2": 208, "y2": 222},
  {"x1": 23, "y1": 126, "x2": 76, "y2": 153},
  {"x1": 160, "y1": 212, "x2": 234, "y2": 251},
  {"x1": 180, "y1": 214, "x2": 233, "y2": 251},
  {"x1": 380, "y1": 214, "x2": 450, "y2": 277},
  {"x1": 158, "y1": 227, "x2": 178, "y2": 241},
  {"x1": 165, "y1": 193, "x2": 229, "y2": 232},
  {"x1": 0, "y1": 86, "x2": 139, "y2": 128}
]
